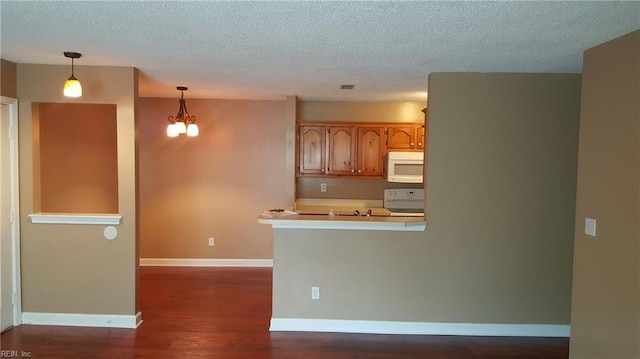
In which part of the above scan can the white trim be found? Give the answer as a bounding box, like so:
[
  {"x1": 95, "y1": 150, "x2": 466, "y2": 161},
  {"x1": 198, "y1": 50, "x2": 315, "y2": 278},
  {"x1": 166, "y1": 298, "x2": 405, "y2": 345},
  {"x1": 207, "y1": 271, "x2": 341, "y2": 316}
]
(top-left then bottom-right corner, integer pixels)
[
  {"x1": 22, "y1": 311, "x2": 142, "y2": 329},
  {"x1": 28, "y1": 213, "x2": 122, "y2": 225},
  {"x1": 258, "y1": 217, "x2": 426, "y2": 231},
  {"x1": 1, "y1": 96, "x2": 22, "y2": 329},
  {"x1": 139, "y1": 258, "x2": 273, "y2": 267},
  {"x1": 269, "y1": 318, "x2": 570, "y2": 337},
  {"x1": 268, "y1": 220, "x2": 425, "y2": 231}
]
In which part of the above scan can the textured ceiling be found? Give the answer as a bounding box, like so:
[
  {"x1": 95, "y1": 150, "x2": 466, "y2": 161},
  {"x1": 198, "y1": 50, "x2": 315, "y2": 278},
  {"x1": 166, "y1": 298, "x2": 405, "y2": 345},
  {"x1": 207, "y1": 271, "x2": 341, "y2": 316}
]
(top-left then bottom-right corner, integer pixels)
[{"x1": 1, "y1": 1, "x2": 638, "y2": 101}]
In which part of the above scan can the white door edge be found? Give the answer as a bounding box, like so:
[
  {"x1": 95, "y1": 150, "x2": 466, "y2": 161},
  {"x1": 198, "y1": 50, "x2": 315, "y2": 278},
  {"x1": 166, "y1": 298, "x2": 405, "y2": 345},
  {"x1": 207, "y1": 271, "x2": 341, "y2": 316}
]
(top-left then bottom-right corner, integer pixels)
[{"x1": 1, "y1": 96, "x2": 22, "y2": 328}]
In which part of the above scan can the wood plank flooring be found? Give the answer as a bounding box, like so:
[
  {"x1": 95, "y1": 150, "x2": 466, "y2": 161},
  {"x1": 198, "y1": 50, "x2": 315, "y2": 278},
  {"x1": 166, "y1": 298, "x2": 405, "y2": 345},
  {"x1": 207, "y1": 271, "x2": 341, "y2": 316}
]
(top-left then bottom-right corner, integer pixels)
[{"x1": 1, "y1": 266, "x2": 569, "y2": 358}]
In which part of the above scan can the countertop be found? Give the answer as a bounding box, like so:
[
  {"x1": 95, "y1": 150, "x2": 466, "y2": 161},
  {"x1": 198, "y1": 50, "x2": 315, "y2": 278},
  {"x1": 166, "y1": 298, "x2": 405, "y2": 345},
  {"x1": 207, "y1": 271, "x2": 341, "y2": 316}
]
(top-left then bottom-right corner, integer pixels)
[
  {"x1": 294, "y1": 205, "x2": 391, "y2": 217},
  {"x1": 258, "y1": 205, "x2": 426, "y2": 231}
]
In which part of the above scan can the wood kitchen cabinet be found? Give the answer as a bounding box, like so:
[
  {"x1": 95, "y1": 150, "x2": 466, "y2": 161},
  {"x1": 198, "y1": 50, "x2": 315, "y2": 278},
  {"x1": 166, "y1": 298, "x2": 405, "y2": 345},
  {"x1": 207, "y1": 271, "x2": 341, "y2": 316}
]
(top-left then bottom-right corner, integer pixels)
[
  {"x1": 356, "y1": 127, "x2": 384, "y2": 176},
  {"x1": 416, "y1": 126, "x2": 426, "y2": 150},
  {"x1": 418, "y1": 107, "x2": 428, "y2": 150},
  {"x1": 387, "y1": 125, "x2": 425, "y2": 151},
  {"x1": 297, "y1": 122, "x2": 420, "y2": 178},
  {"x1": 387, "y1": 126, "x2": 417, "y2": 150},
  {"x1": 327, "y1": 126, "x2": 383, "y2": 177},
  {"x1": 327, "y1": 126, "x2": 356, "y2": 175},
  {"x1": 298, "y1": 125, "x2": 326, "y2": 175}
]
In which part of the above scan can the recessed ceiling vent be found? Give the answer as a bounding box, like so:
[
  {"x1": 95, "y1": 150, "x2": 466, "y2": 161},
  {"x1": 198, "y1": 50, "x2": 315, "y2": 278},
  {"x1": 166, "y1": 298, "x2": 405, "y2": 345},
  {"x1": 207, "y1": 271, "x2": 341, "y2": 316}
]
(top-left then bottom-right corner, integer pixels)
[{"x1": 340, "y1": 84, "x2": 355, "y2": 90}]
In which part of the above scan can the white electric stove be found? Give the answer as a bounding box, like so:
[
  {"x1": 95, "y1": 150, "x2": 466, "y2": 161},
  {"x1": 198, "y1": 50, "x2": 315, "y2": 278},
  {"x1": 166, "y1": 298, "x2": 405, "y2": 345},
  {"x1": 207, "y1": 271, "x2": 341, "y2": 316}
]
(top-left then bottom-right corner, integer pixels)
[{"x1": 383, "y1": 188, "x2": 425, "y2": 217}]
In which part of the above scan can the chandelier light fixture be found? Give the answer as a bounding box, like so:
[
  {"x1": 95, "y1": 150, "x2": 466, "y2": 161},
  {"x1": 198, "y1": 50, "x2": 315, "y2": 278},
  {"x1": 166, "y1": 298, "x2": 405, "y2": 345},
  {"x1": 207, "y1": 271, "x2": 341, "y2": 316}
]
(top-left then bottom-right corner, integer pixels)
[
  {"x1": 167, "y1": 86, "x2": 199, "y2": 137},
  {"x1": 63, "y1": 52, "x2": 82, "y2": 97}
]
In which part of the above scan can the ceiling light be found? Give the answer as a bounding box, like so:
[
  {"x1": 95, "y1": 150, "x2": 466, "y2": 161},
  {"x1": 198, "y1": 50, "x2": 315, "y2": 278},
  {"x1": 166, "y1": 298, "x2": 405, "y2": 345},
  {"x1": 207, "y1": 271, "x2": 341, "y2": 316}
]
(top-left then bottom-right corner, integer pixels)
[
  {"x1": 167, "y1": 86, "x2": 198, "y2": 137},
  {"x1": 63, "y1": 52, "x2": 82, "y2": 97}
]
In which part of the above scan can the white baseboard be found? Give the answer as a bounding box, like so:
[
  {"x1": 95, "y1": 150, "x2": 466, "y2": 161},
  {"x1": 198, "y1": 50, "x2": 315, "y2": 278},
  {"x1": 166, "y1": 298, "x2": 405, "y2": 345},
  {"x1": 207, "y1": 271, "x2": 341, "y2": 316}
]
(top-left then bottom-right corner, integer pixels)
[
  {"x1": 22, "y1": 311, "x2": 142, "y2": 329},
  {"x1": 269, "y1": 318, "x2": 570, "y2": 337},
  {"x1": 139, "y1": 258, "x2": 273, "y2": 267}
]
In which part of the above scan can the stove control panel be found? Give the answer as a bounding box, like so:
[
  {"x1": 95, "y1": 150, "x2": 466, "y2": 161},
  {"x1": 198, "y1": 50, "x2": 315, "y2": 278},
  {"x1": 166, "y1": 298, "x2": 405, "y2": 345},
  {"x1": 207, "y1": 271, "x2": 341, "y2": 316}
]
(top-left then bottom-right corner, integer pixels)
[{"x1": 384, "y1": 188, "x2": 424, "y2": 201}]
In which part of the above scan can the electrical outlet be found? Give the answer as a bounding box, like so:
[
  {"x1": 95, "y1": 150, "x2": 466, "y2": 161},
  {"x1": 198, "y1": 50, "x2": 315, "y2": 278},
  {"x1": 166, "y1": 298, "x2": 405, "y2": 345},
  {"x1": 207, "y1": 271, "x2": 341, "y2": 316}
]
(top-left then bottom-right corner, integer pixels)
[
  {"x1": 208, "y1": 237, "x2": 215, "y2": 246},
  {"x1": 311, "y1": 286, "x2": 320, "y2": 300},
  {"x1": 320, "y1": 183, "x2": 327, "y2": 192},
  {"x1": 585, "y1": 218, "x2": 596, "y2": 237}
]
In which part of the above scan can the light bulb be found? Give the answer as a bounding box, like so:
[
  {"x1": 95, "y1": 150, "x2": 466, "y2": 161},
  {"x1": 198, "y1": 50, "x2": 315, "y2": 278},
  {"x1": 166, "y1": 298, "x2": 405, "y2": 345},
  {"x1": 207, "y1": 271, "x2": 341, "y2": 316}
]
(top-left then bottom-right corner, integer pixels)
[
  {"x1": 167, "y1": 123, "x2": 179, "y2": 137},
  {"x1": 64, "y1": 76, "x2": 82, "y2": 97},
  {"x1": 174, "y1": 121, "x2": 187, "y2": 134},
  {"x1": 186, "y1": 123, "x2": 199, "y2": 137}
]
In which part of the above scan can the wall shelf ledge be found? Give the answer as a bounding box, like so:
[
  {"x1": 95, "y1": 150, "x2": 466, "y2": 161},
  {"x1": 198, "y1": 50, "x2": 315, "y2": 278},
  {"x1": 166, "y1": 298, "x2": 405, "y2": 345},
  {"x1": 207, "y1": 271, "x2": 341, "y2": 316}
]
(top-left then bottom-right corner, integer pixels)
[{"x1": 29, "y1": 213, "x2": 122, "y2": 225}]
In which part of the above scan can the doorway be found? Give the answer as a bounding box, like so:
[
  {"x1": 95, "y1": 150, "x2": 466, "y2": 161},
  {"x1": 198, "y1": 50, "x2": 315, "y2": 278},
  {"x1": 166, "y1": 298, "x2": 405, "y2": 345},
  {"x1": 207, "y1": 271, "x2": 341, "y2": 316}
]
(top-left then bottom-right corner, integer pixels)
[{"x1": 1, "y1": 97, "x2": 21, "y2": 332}]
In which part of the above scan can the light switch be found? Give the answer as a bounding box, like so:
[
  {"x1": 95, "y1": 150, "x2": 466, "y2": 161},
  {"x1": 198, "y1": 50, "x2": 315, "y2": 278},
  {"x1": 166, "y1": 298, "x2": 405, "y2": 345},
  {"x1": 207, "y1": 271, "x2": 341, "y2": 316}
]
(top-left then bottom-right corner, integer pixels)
[{"x1": 585, "y1": 217, "x2": 596, "y2": 237}]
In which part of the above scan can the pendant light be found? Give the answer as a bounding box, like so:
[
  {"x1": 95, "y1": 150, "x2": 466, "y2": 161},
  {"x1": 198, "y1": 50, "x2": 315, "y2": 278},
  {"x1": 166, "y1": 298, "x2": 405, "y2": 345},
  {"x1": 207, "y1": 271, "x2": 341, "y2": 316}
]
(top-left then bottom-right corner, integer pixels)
[
  {"x1": 167, "y1": 86, "x2": 198, "y2": 137},
  {"x1": 63, "y1": 52, "x2": 82, "y2": 97}
]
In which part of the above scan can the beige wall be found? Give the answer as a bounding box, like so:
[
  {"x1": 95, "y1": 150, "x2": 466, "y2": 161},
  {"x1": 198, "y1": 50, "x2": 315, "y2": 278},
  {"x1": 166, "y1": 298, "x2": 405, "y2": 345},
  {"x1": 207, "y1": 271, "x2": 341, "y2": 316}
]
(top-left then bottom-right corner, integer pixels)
[
  {"x1": 296, "y1": 101, "x2": 426, "y2": 199},
  {"x1": 569, "y1": 30, "x2": 640, "y2": 359},
  {"x1": 273, "y1": 73, "x2": 580, "y2": 326},
  {"x1": 18, "y1": 64, "x2": 138, "y2": 315},
  {"x1": 297, "y1": 101, "x2": 425, "y2": 123},
  {"x1": 284, "y1": 96, "x2": 297, "y2": 204},
  {"x1": 296, "y1": 177, "x2": 421, "y2": 200},
  {"x1": 137, "y1": 98, "x2": 289, "y2": 259},
  {"x1": 1, "y1": 59, "x2": 17, "y2": 98}
]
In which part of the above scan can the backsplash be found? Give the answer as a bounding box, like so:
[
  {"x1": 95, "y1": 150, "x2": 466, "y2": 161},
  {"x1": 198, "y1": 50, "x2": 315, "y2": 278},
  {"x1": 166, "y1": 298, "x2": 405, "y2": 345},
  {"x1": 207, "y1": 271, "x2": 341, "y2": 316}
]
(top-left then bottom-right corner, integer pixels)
[{"x1": 296, "y1": 177, "x2": 422, "y2": 200}]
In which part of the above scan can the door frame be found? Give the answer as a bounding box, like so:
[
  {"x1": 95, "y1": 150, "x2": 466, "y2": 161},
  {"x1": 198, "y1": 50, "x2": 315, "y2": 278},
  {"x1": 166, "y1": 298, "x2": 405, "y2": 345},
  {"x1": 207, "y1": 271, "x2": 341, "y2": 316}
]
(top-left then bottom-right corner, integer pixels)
[{"x1": 1, "y1": 96, "x2": 22, "y2": 328}]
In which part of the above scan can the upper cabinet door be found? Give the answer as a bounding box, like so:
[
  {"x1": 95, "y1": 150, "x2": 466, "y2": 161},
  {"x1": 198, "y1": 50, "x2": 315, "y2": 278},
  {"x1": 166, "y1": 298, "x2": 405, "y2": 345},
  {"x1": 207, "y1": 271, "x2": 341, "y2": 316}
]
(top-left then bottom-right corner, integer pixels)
[
  {"x1": 416, "y1": 126, "x2": 426, "y2": 150},
  {"x1": 357, "y1": 127, "x2": 384, "y2": 177},
  {"x1": 328, "y1": 126, "x2": 356, "y2": 175},
  {"x1": 418, "y1": 107, "x2": 428, "y2": 150},
  {"x1": 387, "y1": 126, "x2": 416, "y2": 150},
  {"x1": 298, "y1": 126, "x2": 326, "y2": 175}
]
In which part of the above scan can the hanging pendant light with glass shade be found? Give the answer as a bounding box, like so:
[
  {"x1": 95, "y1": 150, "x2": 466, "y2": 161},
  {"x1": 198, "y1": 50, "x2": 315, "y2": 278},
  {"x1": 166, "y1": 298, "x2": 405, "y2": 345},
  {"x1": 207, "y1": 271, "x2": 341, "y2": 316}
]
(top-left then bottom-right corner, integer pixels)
[
  {"x1": 63, "y1": 52, "x2": 82, "y2": 97},
  {"x1": 167, "y1": 86, "x2": 198, "y2": 137}
]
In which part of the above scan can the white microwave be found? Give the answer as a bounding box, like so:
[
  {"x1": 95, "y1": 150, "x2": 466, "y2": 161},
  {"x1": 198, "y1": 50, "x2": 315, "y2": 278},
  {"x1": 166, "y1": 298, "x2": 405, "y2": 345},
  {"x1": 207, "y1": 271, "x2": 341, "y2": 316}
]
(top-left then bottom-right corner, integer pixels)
[{"x1": 386, "y1": 151, "x2": 424, "y2": 183}]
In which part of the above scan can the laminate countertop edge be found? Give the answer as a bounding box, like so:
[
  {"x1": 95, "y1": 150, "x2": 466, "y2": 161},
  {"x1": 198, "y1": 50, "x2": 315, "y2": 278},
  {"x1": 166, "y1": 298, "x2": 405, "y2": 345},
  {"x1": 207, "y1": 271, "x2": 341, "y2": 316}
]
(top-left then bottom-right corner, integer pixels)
[{"x1": 257, "y1": 214, "x2": 426, "y2": 232}]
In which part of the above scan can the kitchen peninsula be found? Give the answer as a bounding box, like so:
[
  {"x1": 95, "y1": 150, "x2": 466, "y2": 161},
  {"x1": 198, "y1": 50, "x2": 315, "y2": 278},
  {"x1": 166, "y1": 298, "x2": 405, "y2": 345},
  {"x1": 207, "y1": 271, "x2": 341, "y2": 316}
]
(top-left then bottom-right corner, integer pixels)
[
  {"x1": 261, "y1": 102, "x2": 432, "y2": 333},
  {"x1": 258, "y1": 211, "x2": 426, "y2": 231},
  {"x1": 257, "y1": 200, "x2": 427, "y2": 334},
  {"x1": 258, "y1": 195, "x2": 426, "y2": 231}
]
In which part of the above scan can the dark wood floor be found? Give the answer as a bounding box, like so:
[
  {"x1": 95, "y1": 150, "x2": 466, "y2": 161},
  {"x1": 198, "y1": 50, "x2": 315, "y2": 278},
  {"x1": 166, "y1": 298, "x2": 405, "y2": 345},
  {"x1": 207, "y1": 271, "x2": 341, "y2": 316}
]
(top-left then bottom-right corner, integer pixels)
[{"x1": 1, "y1": 266, "x2": 569, "y2": 358}]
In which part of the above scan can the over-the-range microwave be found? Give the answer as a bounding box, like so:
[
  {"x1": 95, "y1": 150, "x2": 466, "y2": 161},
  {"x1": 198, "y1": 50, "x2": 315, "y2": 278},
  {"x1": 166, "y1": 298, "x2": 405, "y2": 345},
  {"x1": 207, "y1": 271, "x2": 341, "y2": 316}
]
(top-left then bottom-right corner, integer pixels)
[{"x1": 386, "y1": 151, "x2": 424, "y2": 183}]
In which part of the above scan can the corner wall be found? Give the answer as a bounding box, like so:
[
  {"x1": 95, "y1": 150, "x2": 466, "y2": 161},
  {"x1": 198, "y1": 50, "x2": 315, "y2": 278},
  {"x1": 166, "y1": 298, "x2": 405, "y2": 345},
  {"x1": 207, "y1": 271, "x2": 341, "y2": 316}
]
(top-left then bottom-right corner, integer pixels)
[
  {"x1": 137, "y1": 97, "x2": 289, "y2": 260},
  {"x1": 17, "y1": 64, "x2": 138, "y2": 323},
  {"x1": 569, "y1": 30, "x2": 640, "y2": 359},
  {"x1": 36, "y1": 103, "x2": 119, "y2": 213},
  {"x1": 425, "y1": 72, "x2": 580, "y2": 324}
]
